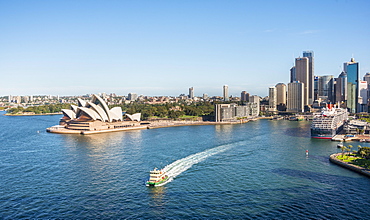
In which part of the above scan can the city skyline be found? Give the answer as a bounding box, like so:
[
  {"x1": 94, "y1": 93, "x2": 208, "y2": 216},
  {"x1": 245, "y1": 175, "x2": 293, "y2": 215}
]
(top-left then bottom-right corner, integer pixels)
[{"x1": 1, "y1": 0, "x2": 370, "y2": 97}]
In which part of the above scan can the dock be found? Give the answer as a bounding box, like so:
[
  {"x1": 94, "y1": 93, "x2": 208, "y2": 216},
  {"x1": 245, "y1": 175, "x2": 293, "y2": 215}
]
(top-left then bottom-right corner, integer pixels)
[{"x1": 332, "y1": 134, "x2": 370, "y2": 142}]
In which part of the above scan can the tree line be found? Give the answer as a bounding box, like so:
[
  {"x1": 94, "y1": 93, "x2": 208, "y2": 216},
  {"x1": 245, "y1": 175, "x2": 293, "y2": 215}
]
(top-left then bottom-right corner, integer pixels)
[
  {"x1": 112, "y1": 101, "x2": 215, "y2": 120},
  {"x1": 6, "y1": 101, "x2": 216, "y2": 120},
  {"x1": 7, "y1": 103, "x2": 71, "y2": 114}
]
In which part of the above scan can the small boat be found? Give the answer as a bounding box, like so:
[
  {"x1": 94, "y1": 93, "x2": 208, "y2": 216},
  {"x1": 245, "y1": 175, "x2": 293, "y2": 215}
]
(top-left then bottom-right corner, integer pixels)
[
  {"x1": 146, "y1": 168, "x2": 169, "y2": 187},
  {"x1": 337, "y1": 142, "x2": 343, "y2": 148}
]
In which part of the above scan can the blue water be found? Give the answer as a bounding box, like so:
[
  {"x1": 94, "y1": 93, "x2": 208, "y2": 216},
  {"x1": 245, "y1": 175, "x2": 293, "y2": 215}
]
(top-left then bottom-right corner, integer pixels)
[{"x1": 1, "y1": 111, "x2": 370, "y2": 219}]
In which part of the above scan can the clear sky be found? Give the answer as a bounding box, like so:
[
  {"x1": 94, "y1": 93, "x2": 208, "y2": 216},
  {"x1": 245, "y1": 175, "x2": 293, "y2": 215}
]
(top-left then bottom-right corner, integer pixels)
[{"x1": 1, "y1": 0, "x2": 369, "y2": 97}]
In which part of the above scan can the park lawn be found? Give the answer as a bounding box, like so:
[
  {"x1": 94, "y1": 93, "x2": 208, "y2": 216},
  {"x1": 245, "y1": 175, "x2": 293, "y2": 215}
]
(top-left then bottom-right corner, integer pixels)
[
  {"x1": 337, "y1": 155, "x2": 359, "y2": 163},
  {"x1": 337, "y1": 155, "x2": 370, "y2": 168}
]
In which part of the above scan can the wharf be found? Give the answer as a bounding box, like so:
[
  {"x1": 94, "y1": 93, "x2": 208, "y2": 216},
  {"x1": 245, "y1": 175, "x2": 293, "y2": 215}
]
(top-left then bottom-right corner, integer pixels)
[{"x1": 332, "y1": 134, "x2": 370, "y2": 142}]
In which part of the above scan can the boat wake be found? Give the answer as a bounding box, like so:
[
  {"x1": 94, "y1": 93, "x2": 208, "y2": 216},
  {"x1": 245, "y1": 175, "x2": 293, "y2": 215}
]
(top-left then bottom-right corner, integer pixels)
[{"x1": 161, "y1": 142, "x2": 238, "y2": 185}]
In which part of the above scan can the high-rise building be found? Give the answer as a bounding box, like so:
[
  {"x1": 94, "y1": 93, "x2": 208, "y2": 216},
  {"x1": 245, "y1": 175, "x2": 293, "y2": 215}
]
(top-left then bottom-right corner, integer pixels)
[
  {"x1": 359, "y1": 80, "x2": 368, "y2": 112},
  {"x1": 189, "y1": 87, "x2": 194, "y2": 99},
  {"x1": 249, "y1": 95, "x2": 260, "y2": 116},
  {"x1": 344, "y1": 58, "x2": 359, "y2": 113},
  {"x1": 241, "y1": 91, "x2": 249, "y2": 102},
  {"x1": 268, "y1": 87, "x2": 277, "y2": 112},
  {"x1": 328, "y1": 78, "x2": 336, "y2": 103},
  {"x1": 275, "y1": 83, "x2": 286, "y2": 105},
  {"x1": 290, "y1": 66, "x2": 296, "y2": 83},
  {"x1": 295, "y1": 57, "x2": 309, "y2": 105},
  {"x1": 303, "y1": 51, "x2": 314, "y2": 104},
  {"x1": 363, "y1": 72, "x2": 370, "y2": 108},
  {"x1": 316, "y1": 75, "x2": 334, "y2": 102},
  {"x1": 128, "y1": 93, "x2": 138, "y2": 101},
  {"x1": 334, "y1": 71, "x2": 347, "y2": 107},
  {"x1": 314, "y1": 76, "x2": 319, "y2": 100},
  {"x1": 287, "y1": 81, "x2": 304, "y2": 112},
  {"x1": 363, "y1": 72, "x2": 370, "y2": 85},
  {"x1": 223, "y1": 85, "x2": 229, "y2": 101}
]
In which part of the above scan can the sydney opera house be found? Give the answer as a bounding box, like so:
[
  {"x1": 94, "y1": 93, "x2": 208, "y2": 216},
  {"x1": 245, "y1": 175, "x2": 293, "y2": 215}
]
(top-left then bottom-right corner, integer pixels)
[{"x1": 47, "y1": 94, "x2": 144, "y2": 134}]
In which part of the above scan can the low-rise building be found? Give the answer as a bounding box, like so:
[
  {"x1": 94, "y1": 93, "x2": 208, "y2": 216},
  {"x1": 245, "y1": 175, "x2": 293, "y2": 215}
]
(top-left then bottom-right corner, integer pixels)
[{"x1": 215, "y1": 103, "x2": 259, "y2": 122}]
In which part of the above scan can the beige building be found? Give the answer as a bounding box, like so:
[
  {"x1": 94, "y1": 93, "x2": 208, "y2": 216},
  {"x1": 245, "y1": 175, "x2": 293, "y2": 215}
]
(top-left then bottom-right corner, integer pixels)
[
  {"x1": 295, "y1": 57, "x2": 309, "y2": 106},
  {"x1": 268, "y1": 87, "x2": 277, "y2": 112},
  {"x1": 275, "y1": 83, "x2": 286, "y2": 105},
  {"x1": 287, "y1": 81, "x2": 304, "y2": 112}
]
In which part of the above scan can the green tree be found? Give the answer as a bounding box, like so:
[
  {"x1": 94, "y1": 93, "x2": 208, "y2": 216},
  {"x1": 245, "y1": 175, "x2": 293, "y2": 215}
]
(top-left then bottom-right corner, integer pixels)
[{"x1": 340, "y1": 146, "x2": 347, "y2": 158}]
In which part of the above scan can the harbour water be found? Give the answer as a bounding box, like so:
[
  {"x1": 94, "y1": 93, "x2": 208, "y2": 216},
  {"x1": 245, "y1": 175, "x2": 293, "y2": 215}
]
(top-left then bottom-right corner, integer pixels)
[{"x1": 1, "y1": 112, "x2": 370, "y2": 219}]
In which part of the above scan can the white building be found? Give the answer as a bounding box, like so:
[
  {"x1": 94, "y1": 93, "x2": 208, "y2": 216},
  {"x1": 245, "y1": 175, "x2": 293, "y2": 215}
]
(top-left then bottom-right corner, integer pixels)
[
  {"x1": 359, "y1": 80, "x2": 368, "y2": 112},
  {"x1": 128, "y1": 93, "x2": 138, "y2": 101},
  {"x1": 249, "y1": 95, "x2": 260, "y2": 116},
  {"x1": 189, "y1": 87, "x2": 194, "y2": 99},
  {"x1": 223, "y1": 85, "x2": 229, "y2": 101}
]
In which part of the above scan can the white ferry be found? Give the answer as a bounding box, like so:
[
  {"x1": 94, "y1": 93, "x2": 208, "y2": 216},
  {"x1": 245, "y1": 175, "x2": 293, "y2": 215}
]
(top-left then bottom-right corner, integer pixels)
[
  {"x1": 146, "y1": 168, "x2": 169, "y2": 187},
  {"x1": 311, "y1": 105, "x2": 348, "y2": 139}
]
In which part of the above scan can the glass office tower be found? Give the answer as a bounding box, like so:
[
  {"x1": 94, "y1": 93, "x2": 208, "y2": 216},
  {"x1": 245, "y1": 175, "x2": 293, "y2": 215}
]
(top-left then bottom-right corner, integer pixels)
[{"x1": 344, "y1": 58, "x2": 359, "y2": 113}]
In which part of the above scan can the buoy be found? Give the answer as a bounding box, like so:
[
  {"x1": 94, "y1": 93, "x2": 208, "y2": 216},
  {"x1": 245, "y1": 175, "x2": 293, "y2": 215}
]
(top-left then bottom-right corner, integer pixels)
[{"x1": 306, "y1": 150, "x2": 309, "y2": 156}]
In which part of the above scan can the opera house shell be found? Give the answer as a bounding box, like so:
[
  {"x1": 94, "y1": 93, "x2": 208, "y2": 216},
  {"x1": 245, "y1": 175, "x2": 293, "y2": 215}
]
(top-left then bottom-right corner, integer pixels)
[{"x1": 51, "y1": 94, "x2": 143, "y2": 133}]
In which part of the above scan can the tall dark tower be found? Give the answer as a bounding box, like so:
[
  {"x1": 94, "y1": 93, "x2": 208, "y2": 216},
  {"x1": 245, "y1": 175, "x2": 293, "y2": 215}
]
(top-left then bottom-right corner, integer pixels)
[{"x1": 303, "y1": 51, "x2": 314, "y2": 104}]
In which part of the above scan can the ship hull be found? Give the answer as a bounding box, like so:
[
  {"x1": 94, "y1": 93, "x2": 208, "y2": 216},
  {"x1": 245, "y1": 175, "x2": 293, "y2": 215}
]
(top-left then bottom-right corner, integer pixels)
[
  {"x1": 311, "y1": 125, "x2": 344, "y2": 139},
  {"x1": 311, "y1": 135, "x2": 333, "y2": 139},
  {"x1": 146, "y1": 176, "x2": 169, "y2": 187}
]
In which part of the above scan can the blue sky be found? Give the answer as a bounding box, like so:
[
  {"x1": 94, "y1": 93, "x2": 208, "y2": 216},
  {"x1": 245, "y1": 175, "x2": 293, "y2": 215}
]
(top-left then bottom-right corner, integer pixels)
[{"x1": 1, "y1": 0, "x2": 369, "y2": 97}]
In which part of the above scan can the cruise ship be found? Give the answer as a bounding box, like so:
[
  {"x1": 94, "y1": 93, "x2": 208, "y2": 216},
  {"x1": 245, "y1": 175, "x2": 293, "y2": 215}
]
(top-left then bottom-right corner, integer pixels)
[{"x1": 311, "y1": 106, "x2": 349, "y2": 139}]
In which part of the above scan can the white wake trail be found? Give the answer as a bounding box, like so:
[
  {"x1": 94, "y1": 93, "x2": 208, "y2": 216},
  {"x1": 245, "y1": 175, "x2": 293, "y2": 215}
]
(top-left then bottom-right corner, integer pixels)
[{"x1": 162, "y1": 143, "x2": 236, "y2": 183}]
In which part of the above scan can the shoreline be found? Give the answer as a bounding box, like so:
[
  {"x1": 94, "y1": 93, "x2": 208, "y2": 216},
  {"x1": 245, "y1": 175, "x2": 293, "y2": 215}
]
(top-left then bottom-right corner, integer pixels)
[
  {"x1": 329, "y1": 153, "x2": 370, "y2": 178},
  {"x1": 46, "y1": 117, "x2": 270, "y2": 135},
  {"x1": 4, "y1": 112, "x2": 62, "y2": 116}
]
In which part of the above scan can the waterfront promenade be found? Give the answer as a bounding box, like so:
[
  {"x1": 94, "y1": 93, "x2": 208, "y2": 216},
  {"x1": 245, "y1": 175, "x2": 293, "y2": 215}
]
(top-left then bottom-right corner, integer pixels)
[{"x1": 46, "y1": 118, "x2": 262, "y2": 135}]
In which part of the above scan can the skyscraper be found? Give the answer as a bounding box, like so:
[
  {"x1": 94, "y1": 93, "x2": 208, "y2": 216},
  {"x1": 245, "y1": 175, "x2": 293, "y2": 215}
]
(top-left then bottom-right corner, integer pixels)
[
  {"x1": 189, "y1": 87, "x2": 194, "y2": 99},
  {"x1": 241, "y1": 91, "x2": 249, "y2": 102},
  {"x1": 275, "y1": 83, "x2": 286, "y2": 105},
  {"x1": 317, "y1": 75, "x2": 334, "y2": 102},
  {"x1": 344, "y1": 58, "x2": 359, "y2": 113},
  {"x1": 223, "y1": 85, "x2": 229, "y2": 101},
  {"x1": 303, "y1": 51, "x2": 314, "y2": 104},
  {"x1": 359, "y1": 80, "x2": 367, "y2": 112},
  {"x1": 334, "y1": 71, "x2": 347, "y2": 107},
  {"x1": 295, "y1": 57, "x2": 309, "y2": 106},
  {"x1": 268, "y1": 87, "x2": 277, "y2": 112},
  {"x1": 363, "y1": 72, "x2": 370, "y2": 85},
  {"x1": 287, "y1": 81, "x2": 304, "y2": 112},
  {"x1": 290, "y1": 66, "x2": 296, "y2": 83},
  {"x1": 363, "y1": 72, "x2": 370, "y2": 108},
  {"x1": 314, "y1": 76, "x2": 319, "y2": 100}
]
